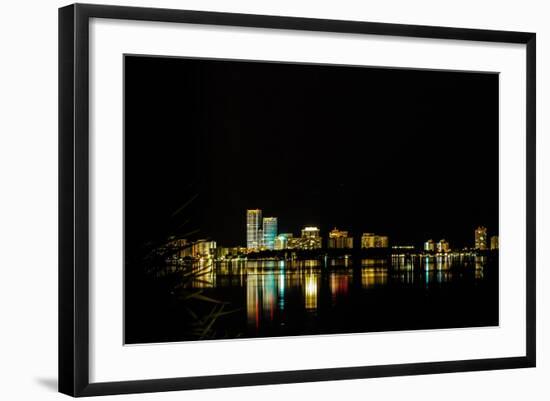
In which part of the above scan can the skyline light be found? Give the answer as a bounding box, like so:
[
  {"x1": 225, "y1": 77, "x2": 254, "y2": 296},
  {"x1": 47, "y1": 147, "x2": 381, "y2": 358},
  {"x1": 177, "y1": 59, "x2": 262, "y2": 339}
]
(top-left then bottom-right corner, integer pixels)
[
  {"x1": 262, "y1": 217, "x2": 278, "y2": 250},
  {"x1": 241, "y1": 209, "x2": 498, "y2": 253},
  {"x1": 246, "y1": 209, "x2": 262, "y2": 249},
  {"x1": 475, "y1": 226, "x2": 488, "y2": 250}
]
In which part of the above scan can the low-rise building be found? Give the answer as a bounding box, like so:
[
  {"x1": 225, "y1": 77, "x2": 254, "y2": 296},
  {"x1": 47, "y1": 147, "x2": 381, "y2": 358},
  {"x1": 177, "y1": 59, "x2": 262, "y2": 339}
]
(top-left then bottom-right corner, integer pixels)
[
  {"x1": 424, "y1": 239, "x2": 435, "y2": 252},
  {"x1": 490, "y1": 235, "x2": 499, "y2": 250},
  {"x1": 437, "y1": 239, "x2": 451, "y2": 253},
  {"x1": 361, "y1": 233, "x2": 389, "y2": 249},
  {"x1": 328, "y1": 228, "x2": 353, "y2": 249},
  {"x1": 191, "y1": 239, "x2": 216, "y2": 259}
]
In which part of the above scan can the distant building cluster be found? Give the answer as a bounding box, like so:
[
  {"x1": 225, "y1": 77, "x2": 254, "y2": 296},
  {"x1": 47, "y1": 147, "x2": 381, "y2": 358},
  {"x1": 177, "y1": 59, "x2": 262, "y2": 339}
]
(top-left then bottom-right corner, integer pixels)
[
  {"x1": 166, "y1": 211, "x2": 498, "y2": 263},
  {"x1": 246, "y1": 209, "x2": 278, "y2": 250},
  {"x1": 274, "y1": 233, "x2": 293, "y2": 250},
  {"x1": 475, "y1": 226, "x2": 499, "y2": 251},
  {"x1": 246, "y1": 209, "x2": 389, "y2": 252},
  {"x1": 168, "y1": 238, "x2": 250, "y2": 261},
  {"x1": 247, "y1": 208, "x2": 323, "y2": 251},
  {"x1": 287, "y1": 227, "x2": 323, "y2": 250},
  {"x1": 214, "y1": 245, "x2": 248, "y2": 260},
  {"x1": 423, "y1": 226, "x2": 498, "y2": 254},
  {"x1": 423, "y1": 239, "x2": 451, "y2": 253}
]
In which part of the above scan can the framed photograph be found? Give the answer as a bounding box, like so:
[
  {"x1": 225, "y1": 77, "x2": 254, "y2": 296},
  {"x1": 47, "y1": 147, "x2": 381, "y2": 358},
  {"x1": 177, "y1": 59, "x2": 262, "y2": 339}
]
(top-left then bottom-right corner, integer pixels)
[{"x1": 59, "y1": 3, "x2": 536, "y2": 397}]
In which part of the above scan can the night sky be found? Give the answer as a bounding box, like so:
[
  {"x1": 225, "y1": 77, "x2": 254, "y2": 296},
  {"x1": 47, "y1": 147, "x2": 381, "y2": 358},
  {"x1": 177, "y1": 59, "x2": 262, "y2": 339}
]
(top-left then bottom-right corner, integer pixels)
[{"x1": 124, "y1": 55, "x2": 498, "y2": 254}]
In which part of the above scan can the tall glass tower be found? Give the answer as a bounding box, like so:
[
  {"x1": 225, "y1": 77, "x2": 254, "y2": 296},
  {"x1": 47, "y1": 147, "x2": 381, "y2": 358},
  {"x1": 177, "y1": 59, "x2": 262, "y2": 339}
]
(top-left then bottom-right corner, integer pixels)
[
  {"x1": 262, "y1": 217, "x2": 278, "y2": 250},
  {"x1": 246, "y1": 209, "x2": 262, "y2": 250}
]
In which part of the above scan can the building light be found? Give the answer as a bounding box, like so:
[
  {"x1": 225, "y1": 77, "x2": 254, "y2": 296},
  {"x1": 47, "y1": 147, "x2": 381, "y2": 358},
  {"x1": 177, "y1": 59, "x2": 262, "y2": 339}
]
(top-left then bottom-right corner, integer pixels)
[
  {"x1": 262, "y1": 217, "x2": 278, "y2": 250},
  {"x1": 246, "y1": 209, "x2": 262, "y2": 251},
  {"x1": 475, "y1": 226, "x2": 488, "y2": 250},
  {"x1": 424, "y1": 239, "x2": 435, "y2": 252},
  {"x1": 490, "y1": 235, "x2": 499, "y2": 250},
  {"x1": 437, "y1": 239, "x2": 451, "y2": 253},
  {"x1": 361, "y1": 233, "x2": 389, "y2": 249},
  {"x1": 328, "y1": 228, "x2": 353, "y2": 249}
]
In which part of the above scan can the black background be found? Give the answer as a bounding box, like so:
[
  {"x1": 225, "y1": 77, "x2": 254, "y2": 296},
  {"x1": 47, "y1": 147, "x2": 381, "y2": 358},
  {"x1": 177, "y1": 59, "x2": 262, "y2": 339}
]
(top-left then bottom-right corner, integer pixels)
[{"x1": 124, "y1": 55, "x2": 498, "y2": 253}]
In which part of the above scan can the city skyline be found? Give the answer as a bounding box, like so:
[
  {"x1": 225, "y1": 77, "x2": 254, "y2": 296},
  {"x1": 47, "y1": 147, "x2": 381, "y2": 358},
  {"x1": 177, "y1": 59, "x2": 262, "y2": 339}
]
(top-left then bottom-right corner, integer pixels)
[
  {"x1": 236, "y1": 204, "x2": 498, "y2": 251},
  {"x1": 241, "y1": 207, "x2": 496, "y2": 251},
  {"x1": 180, "y1": 207, "x2": 498, "y2": 256}
]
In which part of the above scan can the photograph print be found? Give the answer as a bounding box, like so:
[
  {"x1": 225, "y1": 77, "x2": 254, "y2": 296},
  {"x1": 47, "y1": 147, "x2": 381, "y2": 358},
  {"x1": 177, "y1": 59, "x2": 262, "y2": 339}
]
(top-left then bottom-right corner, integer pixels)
[{"x1": 124, "y1": 55, "x2": 499, "y2": 344}]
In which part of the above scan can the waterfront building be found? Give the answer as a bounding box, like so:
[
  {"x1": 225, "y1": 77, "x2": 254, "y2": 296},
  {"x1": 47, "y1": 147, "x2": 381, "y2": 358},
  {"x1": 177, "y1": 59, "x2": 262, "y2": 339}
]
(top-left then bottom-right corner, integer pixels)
[
  {"x1": 215, "y1": 247, "x2": 230, "y2": 260},
  {"x1": 288, "y1": 227, "x2": 322, "y2": 250},
  {"x1": 301, "y1": 226, "x2": 320, "y2": 238},
  {"x1": 215, "y1": 246, "x2": 246, "y2": 259},
  {"x1": 192, "y1": 239, "x2": 216, "y2": 259},
  {"x1": 424, "y1": 239, "x2": 435, "y2": 252},
  {"x1": 235, "y1": 247, "x2": 248, "y2": 255},
  {"x1": 377, "y1": 236, "x2": 389, "y2": 248},
  {"x1": 274, "y1": 233, "x2": 293, "y2": 250},
  {"x1": 475, "y1": 226, "x2": 488, "y2": 250},
  {"x1": 287, "y1": 237, "x2": 299, "y2": 250},
  {"x1": 361, "y1": 233, "x2": 389, "y2": 248},
  {"x1": 262, "y1": 217, "x2": 278, "y2": 250},
  {"x1": 361, "y1": 233, "x2": 376, "y2": 248},
  {"x1": 258, "y1": 229, "x2": 263, "y2": 248},
  {"x1": 328, "y1": 228, "x2": 353, "y2": 249},
  {"x1": 437, "y1": 239, "x2": 451, "y2": 253},
  {"x1": 246, "y1": 209, "x2": 262, "y2": 250},
  {"x1": 490, "y1": 235, "x2": 499, "y2": 250}
]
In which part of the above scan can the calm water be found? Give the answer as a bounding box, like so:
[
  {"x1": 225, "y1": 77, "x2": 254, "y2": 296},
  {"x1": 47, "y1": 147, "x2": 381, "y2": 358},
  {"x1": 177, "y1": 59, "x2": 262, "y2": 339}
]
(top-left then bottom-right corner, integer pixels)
[
  {"x1": 126, "y1": 255, "x2": 498, "y2": 343},
  {"x1": 186, "y1": 255, "x2": 497, "y2": 339}
]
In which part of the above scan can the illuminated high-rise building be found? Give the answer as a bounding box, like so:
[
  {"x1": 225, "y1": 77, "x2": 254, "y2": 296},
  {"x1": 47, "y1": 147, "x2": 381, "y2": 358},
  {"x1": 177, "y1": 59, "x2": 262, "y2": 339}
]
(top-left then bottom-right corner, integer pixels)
[
  {"x1": 424, "y1": 239, "x2": 435, "y2": 252},
  {"x1": 490, "y1": 235, "x2": 499, "y2": 250},
  {"x1": 262, "y1": 217, "x2": 278, "y2": 250},
  {"x1": 437, "y1": 239, "x2": 451, "y2": 253},
  {"x1": 246, "y1": 209, "x2": 262, "y2": 250},
  {"x1": 328, "y1": 228, "x2": 353, "y2": 249},
  {"x1": 475, "y1": 226, "x2": 488, "y2": 250},
  {"x1": 361, "y1": 233, "x2": 389, "y2": 249}
]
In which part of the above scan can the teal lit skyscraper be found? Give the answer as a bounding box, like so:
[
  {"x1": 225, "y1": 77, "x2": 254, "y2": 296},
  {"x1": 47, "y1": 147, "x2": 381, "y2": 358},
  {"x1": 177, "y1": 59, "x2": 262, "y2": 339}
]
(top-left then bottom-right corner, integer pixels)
[{"x1": 262, "y1": 217, "x2": 278, "y2": 250}]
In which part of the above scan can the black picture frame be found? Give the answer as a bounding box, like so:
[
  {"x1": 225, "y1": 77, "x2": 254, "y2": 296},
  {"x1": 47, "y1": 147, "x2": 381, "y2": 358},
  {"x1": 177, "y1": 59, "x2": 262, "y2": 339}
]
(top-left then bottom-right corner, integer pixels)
[{"x1": 59, "y1": 3, "x2": 536, "y2": 397}]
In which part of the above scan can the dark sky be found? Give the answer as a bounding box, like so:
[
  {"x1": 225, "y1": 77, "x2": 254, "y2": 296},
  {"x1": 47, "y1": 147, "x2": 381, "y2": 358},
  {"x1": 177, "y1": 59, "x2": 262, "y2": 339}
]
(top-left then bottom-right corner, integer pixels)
[{"x1": 124, "y1": 55, "x2": 498, "y2": 252}]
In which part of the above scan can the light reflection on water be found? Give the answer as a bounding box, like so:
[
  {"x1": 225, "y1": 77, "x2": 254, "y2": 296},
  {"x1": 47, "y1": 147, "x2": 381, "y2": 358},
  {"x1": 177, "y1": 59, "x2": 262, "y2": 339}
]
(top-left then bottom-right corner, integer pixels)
[
  {"x1": 185, "y1": 256, "x2": 489, "y2": 331},
  {"x1": 361, "y1": 268, "x2": 388, "y2": 288}
]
